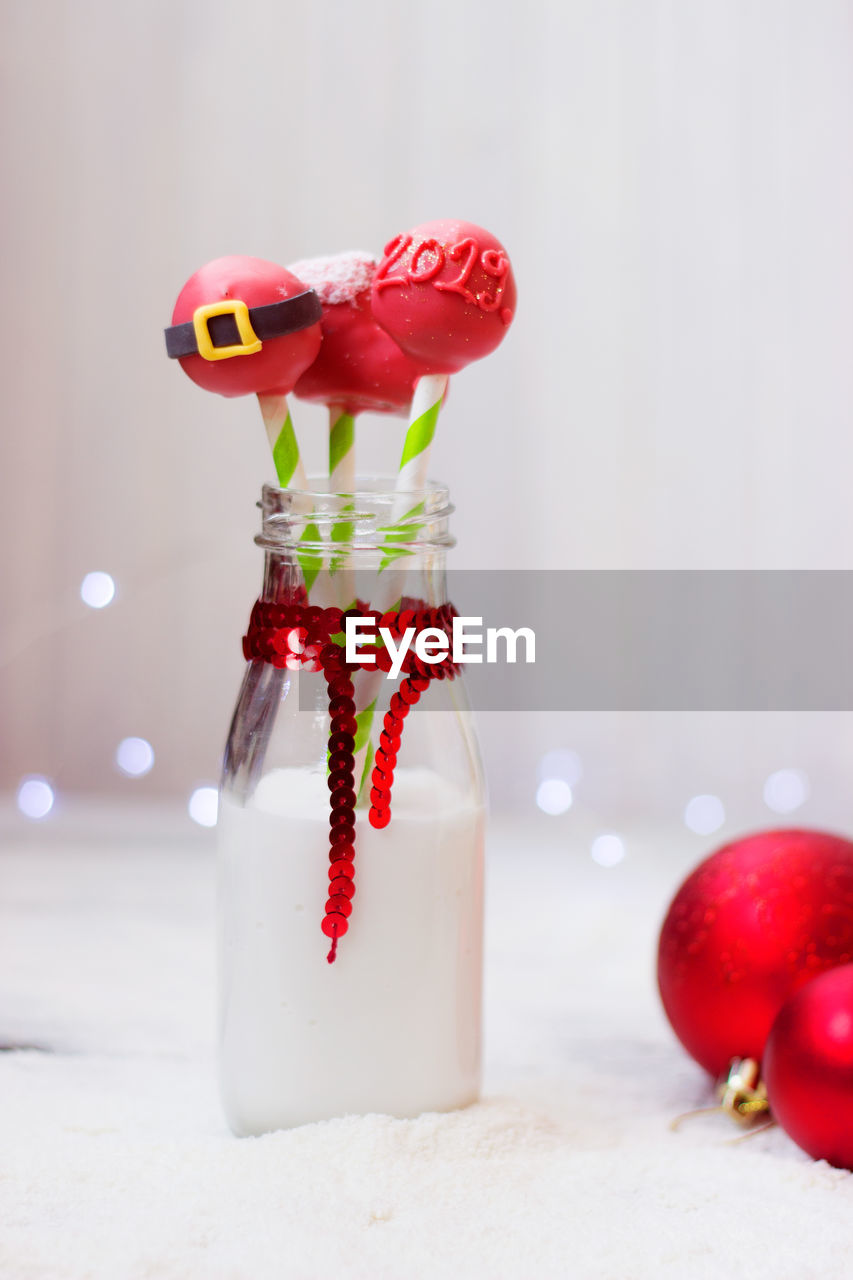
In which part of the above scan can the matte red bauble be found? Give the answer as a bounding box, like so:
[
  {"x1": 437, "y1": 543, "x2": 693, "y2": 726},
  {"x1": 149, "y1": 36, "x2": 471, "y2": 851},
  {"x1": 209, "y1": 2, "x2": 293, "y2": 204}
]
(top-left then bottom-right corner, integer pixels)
[
  {"x1": 764, "y1": 964, "x2": 853, "y2": 1169},
  {"x1": 657, "y1": 830, "x2": 853, "y2": 1076}
]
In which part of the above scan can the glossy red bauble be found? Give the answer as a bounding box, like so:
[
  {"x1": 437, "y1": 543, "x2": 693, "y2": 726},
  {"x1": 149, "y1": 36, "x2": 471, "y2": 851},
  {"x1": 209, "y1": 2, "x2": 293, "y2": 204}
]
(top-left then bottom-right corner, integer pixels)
[
  {"x1": 657, "y1": 829, "x2": 853, "y2": 1076},
  {"x1": 764, "y1": 964, "x2": 853, "y2": 1169}
]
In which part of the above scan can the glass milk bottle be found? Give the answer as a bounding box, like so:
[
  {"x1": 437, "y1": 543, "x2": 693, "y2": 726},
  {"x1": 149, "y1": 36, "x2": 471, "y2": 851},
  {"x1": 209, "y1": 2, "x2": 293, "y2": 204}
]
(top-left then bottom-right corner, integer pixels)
[{"x1": 217, "y1": 480, "x2": 485, "y2": 1135}]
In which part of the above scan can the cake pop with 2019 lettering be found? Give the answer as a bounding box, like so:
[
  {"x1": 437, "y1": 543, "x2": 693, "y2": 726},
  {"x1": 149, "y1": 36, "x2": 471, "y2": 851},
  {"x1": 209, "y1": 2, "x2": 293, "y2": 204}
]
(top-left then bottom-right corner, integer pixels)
[{"x1": 371, "y1": 219, "x2": 516, "y2": 375}]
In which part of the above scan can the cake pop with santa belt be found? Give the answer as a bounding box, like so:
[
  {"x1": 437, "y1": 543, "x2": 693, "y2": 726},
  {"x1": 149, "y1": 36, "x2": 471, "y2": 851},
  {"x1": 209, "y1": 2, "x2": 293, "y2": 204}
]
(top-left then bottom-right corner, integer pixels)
[{"x1": 164, "y1": 255, "x2": 323, "y2": 488}]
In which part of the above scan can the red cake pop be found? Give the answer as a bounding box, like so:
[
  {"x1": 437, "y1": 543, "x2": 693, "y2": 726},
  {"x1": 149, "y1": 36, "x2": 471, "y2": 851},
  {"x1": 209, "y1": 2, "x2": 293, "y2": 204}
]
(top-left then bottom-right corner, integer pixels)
[
  {"x1": 166, "y1": 255, "x2": 322, "y2": 398},
  {"x1": 291, "y1": 251, "x2": 423, "y2": 416},
  {"x1": 371, "y1": 220, "x2": 516, "y2": 374}
]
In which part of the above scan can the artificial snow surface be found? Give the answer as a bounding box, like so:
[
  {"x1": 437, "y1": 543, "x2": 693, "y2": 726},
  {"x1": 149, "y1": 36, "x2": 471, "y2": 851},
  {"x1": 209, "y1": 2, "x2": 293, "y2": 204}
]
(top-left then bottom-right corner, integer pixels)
[{"x1": 2, "y1": 807, "x2": 852, "y2": 1280}]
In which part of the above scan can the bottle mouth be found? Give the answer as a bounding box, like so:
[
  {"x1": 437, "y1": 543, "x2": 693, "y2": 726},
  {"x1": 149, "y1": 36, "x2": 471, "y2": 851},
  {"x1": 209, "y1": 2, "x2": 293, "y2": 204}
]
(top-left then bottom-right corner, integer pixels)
[{"x1": 256, "y1": 476, "x2": 455, "y2": 553}]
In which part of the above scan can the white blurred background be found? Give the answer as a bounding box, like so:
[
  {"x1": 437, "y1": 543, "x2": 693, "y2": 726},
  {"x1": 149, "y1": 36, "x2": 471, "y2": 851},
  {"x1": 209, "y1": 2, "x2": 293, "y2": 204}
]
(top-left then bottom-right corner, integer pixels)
[{"x1": 3, "y1": 0, "x2": 853, "y2": 850}]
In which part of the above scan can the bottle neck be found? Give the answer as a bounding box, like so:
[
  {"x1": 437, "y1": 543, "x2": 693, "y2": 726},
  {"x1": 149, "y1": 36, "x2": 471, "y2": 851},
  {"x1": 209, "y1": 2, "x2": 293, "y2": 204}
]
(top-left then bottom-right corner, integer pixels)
[{"x1": 257, "y1": 479, "x2": 454, "y2": 609}]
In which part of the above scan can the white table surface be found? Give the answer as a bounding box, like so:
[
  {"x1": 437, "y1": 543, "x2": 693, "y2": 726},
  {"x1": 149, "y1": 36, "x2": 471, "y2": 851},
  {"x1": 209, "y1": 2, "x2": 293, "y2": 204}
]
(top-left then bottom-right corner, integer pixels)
[{"x1": 1, "y1": 804, "x2": 851, "y2": 1280}]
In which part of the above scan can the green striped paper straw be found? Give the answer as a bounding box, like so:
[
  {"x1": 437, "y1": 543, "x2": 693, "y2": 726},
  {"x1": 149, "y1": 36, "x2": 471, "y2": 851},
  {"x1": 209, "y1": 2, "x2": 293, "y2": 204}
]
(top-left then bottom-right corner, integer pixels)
[
  {"x1": 374, "y1": 372, "x2": 447, "y2": 565},
  {"x1": 257, "y1": 392, "x2": 323, "y2": 591},
  {"x1": 327, "y1": 406, "x2": 358, "y2": 600},
  {"x1": 351, "y1": 376, "x2": 447, "y2": 794},
  {"x1": 258, "y1": 393, "x2": 308, "y2": 490},
  {"x1": 394, "y1": 374, "x2": 446, "y2": 507},
  {"x1": 328, "y1": 405, "x2": 356, "y2": 493}
]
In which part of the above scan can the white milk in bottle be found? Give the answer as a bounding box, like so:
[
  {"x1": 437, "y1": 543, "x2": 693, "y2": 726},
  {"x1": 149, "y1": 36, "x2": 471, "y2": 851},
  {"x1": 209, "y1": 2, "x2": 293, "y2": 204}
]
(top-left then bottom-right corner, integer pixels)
[{"x1": 218, "y1": 766, "x2": 484, "y2": 1134}]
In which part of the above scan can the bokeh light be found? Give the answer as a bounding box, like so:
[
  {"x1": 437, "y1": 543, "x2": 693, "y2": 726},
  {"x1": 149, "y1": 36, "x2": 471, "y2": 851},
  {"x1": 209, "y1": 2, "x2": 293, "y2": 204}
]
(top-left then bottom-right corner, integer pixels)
[
  {"x1": 188, "y1": 786, "x2": 219, "y2": 827},
  {"x1": 116, "y1": 737, "x2": 155, "y2": 778},
  {"x1": 17, "y1": 776, "x2": 55, "y2": 820},
  {"x1": 536, "y1": 778, "x2": 573, "y2": 816},
  {"x1": 684, "y1": 794, "x2": 725, "y2": 836},
  {"x1": 80, "y1": 571, "x2": 116, "y2": 609},
  {"x1": 590, "y1": 834, "x2": 626, "y2": 867},
  {"x1": 763, "y1": 768, "x2": 810, "y2": 815}
]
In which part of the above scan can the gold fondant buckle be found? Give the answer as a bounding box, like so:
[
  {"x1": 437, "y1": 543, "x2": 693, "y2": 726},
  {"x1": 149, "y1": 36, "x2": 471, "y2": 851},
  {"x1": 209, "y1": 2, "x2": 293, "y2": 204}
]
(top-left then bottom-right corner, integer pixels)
[{"x1": 192, "y1": 300, "x2": 262, "y2": 361}]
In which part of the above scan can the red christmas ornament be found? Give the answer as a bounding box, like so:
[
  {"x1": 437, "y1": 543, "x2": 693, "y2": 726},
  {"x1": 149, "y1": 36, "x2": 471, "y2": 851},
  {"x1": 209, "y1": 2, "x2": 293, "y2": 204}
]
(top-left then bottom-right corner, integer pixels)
[
  {"x1": 764, "y1": 964, "x2": 853, "y2": 1169},
  {"x1": 657, "y1": 829, "x2": 853, "y2": 1076}
]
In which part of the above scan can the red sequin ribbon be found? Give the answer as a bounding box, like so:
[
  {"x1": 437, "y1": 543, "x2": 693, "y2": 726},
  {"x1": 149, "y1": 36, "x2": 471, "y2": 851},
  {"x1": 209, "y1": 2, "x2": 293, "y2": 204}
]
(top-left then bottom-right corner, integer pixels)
[{"x1": 242, "y1": 599, "x2": 459, "y2": 962}]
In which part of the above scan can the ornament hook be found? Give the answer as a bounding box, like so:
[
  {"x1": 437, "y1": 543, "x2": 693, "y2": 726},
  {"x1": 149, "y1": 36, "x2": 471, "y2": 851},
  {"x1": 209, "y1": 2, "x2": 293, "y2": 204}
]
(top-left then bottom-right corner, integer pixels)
[
  {"x1": 670, "y1": 1057, "x2": 772, "y2": 1133},
  {"x1": 719, "y1": 1057, "x2": 770, "y2": 1124}
]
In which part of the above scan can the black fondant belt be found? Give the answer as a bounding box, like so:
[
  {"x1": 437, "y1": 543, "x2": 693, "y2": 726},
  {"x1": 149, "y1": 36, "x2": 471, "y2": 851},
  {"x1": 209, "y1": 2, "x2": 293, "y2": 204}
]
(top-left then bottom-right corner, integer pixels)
[{"x1": 164, "y1": 291, "x2": 322, "y2": 362}]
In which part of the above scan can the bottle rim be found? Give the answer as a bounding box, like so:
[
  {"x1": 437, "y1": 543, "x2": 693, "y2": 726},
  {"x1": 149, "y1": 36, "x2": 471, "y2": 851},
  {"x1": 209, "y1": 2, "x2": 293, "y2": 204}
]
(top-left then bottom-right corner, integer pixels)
[{"x1": 256, "y1": 477, "x2": 455, "y2": 553}]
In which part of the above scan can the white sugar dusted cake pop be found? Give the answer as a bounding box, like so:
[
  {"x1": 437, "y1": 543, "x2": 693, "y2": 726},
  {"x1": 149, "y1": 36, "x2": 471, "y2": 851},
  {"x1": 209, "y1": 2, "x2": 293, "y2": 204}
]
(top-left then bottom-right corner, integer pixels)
[{"x1": 292, "y1": 251, "x2": 425, "y2": 416}]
